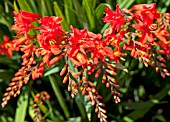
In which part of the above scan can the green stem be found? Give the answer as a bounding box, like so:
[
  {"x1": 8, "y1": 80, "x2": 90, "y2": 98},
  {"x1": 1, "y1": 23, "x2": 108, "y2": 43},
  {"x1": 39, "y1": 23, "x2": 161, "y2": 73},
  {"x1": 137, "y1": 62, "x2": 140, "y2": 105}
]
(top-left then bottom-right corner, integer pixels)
[{"x1": 48, "y1": 75, "x2": 70, "y2": 119}]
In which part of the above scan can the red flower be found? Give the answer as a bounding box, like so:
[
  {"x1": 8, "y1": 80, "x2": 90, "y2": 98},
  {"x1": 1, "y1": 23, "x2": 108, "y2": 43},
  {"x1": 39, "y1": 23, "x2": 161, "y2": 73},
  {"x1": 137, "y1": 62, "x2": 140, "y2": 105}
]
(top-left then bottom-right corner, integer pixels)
[
  {"x1": 36, "y1": 16, "x2": 65, "y2": 67},
  {"x1": 131, "y1": 3, "x2": 159, "y2": 21},
  {"x1": 68, "y1": 26, "x2": 121, "y2": 67},
  {"x1": 11, "y1": 10, "x2": 40, "y2": 38},
  {"x1": 68, "y1": 26, "x2": 88, "y2": 56},
  {"x1": 153, "y1": 28, "x2": 170, "y2": 56},
  {"x1": 102, "y1": 5, "x2": 125, "y2": 32},
  {"x1": 38, "y1": 16, "x2": 64, "y2": 53},
  {"x1": 68, "y1": 26, "x2": 92, "y2": 67},
  {"x1": 131, "y1": 3, "x2": 160, "y2": 44},
  {"x1": 132, "y1": 3, "x2": 160, "y2": 30},
  {"x1": 32, "y1": 63, "x2": 45, "y2": 80},
  {"x1": 0, "y1": 36, "x2": 14, "y2": 57},
  {"x1": 40, "y1": 16, "x2": 63, "y2": 39}
]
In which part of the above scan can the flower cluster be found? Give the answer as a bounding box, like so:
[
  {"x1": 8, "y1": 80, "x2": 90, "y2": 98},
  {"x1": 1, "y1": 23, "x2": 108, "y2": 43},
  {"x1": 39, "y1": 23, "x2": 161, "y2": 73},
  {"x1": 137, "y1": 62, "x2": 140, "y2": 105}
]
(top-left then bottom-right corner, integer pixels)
[
  {"x1": 0, "y1": 36, "x2": 14, "y2": 58},
  {"x1": 122, "y1": 3, "x2": 170, "y2": 77},
  {"x1": 32, "y1": 91, "x2": 50, "y2": 122},
  {"x1": 0, "y1": 3, "x2": 170, "y2": 122}
]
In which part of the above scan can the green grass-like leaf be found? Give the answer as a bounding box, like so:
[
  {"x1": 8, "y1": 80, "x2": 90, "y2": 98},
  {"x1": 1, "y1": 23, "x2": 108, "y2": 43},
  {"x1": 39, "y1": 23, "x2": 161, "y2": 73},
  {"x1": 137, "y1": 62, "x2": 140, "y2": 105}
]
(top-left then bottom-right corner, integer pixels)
[
  {"x1": 14, "y1": 82, "x2": 32, "y2": 122},
  {"x1": 17, "y1": 0, "x2": 32, "y2": 12},
  {"x1": 48, "y1": 75, "x2": 70, "y2": 119},
  {"x1": 64, "y1": 0, "x2": 76, "y2": 26},
  {"x1": 53, "y1": 1, "x2": 69, "y2": 31},
  {"x1": 83, "y1": 0, "x2": 95, "y2": 30},
  {"x1": 13, "y1": 0, "x2": 19, "y2": 13}
]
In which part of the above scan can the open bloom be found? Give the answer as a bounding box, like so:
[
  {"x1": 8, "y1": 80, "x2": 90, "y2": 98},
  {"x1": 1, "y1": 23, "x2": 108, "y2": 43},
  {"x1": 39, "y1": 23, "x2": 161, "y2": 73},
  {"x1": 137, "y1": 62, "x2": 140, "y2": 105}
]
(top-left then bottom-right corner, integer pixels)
[
  {"x1": 131, "y1": 3, "x2": 160, "y2": 44},
  {"x1": 68, "y1": 26, "x2": 120, "y2": 67},
  {"x1": 102, "y1": 5, "x2": 125, "y2": 33},
  {"x1": 67, "y1": 26, "x2": 94, "y2": 67},
  {"x1": 131, "y1": 3, "x2": 160, "y2": 27},
  {"x1": 153, "y1": 28, "x2": 170, "y2": 56},
  {"x1": 0, "y1": 36, "x2": 14, "y2": 57},
  {"x1": 36, "y1": 16, "x2": 65, "y2": 66},
  {"x1": 39, "y1": 16, "x2": 63, "y2": 40},
  {"x1": 11, "y1": 10, "x2": 40, "y2": 38},
  {"x1": 38, "y1": 16, "x2": 64, "y2": 52}
]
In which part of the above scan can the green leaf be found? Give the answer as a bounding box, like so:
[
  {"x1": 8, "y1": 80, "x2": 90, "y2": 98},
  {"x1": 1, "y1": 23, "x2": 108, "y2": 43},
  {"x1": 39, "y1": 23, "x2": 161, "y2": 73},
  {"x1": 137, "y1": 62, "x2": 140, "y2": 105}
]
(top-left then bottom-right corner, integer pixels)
[
  {"x1": 116, "y1": 0, "x2": 123, "y2": 5},
  {"x1": 30, "y1": 92, "x2": 58, "y2": 121},
  {"x1": 92, "y1": 0, "x2": 97, "y2": 9},
  {"x1": 119, "y1": 0, "x2": 135, "y2": 9},
  {"x1": 67, "y1": 116, "x2": 81, "y2": 122},
  {"x1": 37, "y1": 0, "x2": 48, "y2": 16},
  {"x1": 157, "y1": 0, "x2": 170, "y2": 13},
  {"x1": 83, "y1": 0, "x2": 95, "y2": 30},
  {"x1": 151, "y1": 115, "x2": 166, "y2": 122},
  {"x1": 72, "y1": 0, "x2": 88, "y2": 29},
  {"x1": 125, "y1": 106, "x2": 151, "y2": 120},
  {"x1": 46, "y1": 119, "x2": 65, "y2": 122},
  {"x1": 123, "y1": 116, "x2": 134, "y2": 122},
  {"x1": 28, "y1": 98, "x2": 36, "y2": 120},
  {"x1": 0, "y1": 115, "x2": 13, "y2": 122},
  {"x1": 0, "y1": 69, "x2": 13, "y2": 80},
  {"x1": 122, "y1": 101, "x2": 153, "y2": 110},
  {"x1": 14, "y1": 82, "x2": 32, "y2": 122},
  {"x1": 26, "y1": 0, "x2": 38, "y2": 13},
  {"x1": 44, "y1": 66, "x2": 60, "y2": 76},
  {"x1": 105, "y1": 0, "x2": 113, "y2": 8},
  {"x1": 152, "y1": 84, "x2": 170, "y2": 100},
  {"x1": 124, "y1": 85, "x2": 170, "y2": 120},
  {"x1": 95, "y1": 3, "x2": 111, "y2": 21},
  {"x1": 138, "y1": 85, "x2": 145, "y2": 97},
  {"x1": 44, "y1": 99, "x2": 65, "y2": 121},
  {"x1": 0, "y1": 56, "x2": 20, "y2": 69},
  {"x1": 67, "y1": 61, "x2": 89, "y2": 121},
  {"x1": 13, "y1": 0, "x2": 19, "y2": 13},
  {"x1": 64, "y1": 0, "x2": 76, "y2": 26},
  {"x1": 53, "y1": 1, "x2": 69, "y2": 31},
  {"x1": 75, "y1": 96, "x2": 89, "y2": 121},
  {"x1": 112, "y1": 63, "x2": 128, "y2": 73},
  {"x1": 39, "y1": 103, "x2": 48, "y2": 114},
  {"x1": 151, "y1": 99, "x2": 159, "y2": 104},
  {"x1": 100, "y1": 23, "x2": 110, "y2": 34},
  {"x1": 45, "y1": 0, "x2": 53, "y2": 16},
  {"x1": 48, "y1": 75, "x2": 70, "y2": 119},
  {"x1": 0, "y1": 23, "x2": 11, "y2": 39},
  {"x1": 17, "y1": 0, "x2": 33, "y2": 12}
]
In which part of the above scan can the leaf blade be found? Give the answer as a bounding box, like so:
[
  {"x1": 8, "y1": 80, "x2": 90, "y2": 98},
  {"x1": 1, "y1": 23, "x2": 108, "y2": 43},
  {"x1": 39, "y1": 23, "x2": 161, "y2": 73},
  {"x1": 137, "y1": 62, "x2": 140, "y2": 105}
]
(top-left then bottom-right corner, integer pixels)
[
  {"x1": 48, "y1": 75, "x2": 70, "y2": 119},
  {"x1": 53, "y1": 1, "x2": 69, "y2": 31},
  {"x1": 17, "y1": 0, "x2": 33, "y2": 12},
  {"x1": 14, "y1": 82, "x2": 32, "y2": 122}
]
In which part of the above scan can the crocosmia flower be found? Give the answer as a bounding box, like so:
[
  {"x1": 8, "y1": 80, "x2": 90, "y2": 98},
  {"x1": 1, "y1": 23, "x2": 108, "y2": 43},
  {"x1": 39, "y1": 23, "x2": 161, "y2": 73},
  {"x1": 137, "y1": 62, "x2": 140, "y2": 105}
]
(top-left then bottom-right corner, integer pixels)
[
  {"x1": 40, "y1": 16, "x2": 63, "y2": 39},
  {"x1": 0, "y1": 36, "x2": 14, "y2": 57},
  {"x1": 131, "y1": 3, "x2": 160, "y2": 44},
  {"x1": 102, "y1": 5, "x2": 125, "y2": 32},
  {"x1": 131, "y1": 3, "x2": 160, "y2": 31},
  {"x1": 38, "y1": 16, "x2": 64, "y2": 53},
  {"x1": 11, "y1": 10, "x2": 40, "y2": 38}
]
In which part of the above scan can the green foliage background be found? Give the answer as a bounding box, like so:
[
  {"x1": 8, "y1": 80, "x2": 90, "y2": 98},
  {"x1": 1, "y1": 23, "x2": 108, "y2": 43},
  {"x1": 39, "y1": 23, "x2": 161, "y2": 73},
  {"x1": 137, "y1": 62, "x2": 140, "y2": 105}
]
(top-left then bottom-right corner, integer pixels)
[{"x1": 0, "y1": 0, "x2": 170, "y2": 122}]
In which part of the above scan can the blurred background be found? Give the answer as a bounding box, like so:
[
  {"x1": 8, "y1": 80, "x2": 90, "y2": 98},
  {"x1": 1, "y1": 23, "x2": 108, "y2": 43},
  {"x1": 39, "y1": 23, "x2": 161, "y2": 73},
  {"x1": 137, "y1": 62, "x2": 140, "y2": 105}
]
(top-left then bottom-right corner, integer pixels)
[{"x1": 0, "y1": 0, "x2": 170, "y2": 122}]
